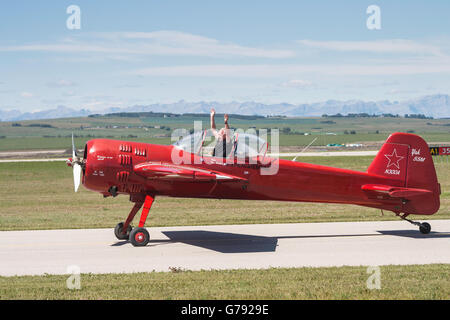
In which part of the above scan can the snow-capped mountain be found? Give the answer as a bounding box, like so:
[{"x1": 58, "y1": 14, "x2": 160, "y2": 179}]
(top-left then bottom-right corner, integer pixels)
[{"x1": 1, "y1": 94, "x2": 449, "y2": 121}]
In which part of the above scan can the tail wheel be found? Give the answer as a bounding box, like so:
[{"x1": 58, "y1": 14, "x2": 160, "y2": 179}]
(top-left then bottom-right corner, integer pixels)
[
  {"x1": 114, "y1": 222, "x2": 132, "y2": 240},
  {"x1": 419, "y1": 222, "x2": 431, "y2": 234},
  {"x1": 398, "y1": 214, "x2": 432, "y2": 235},
  {"x1": 130, "y1": 227, "x2": 150, "y2": 247}
]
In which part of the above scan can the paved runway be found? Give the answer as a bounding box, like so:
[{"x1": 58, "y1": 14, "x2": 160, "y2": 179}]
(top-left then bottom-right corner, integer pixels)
[{"x1": 1, "y1": 220, "x2": 449, "y2": 276}]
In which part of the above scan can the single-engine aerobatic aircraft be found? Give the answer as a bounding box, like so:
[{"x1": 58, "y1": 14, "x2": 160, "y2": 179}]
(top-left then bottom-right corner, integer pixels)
[{"x1": 67, "y1": 130, "x2": 440, "y2": 246}]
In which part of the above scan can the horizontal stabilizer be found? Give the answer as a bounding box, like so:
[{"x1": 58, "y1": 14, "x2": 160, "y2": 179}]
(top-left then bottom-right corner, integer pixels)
[
  {"x1": 134, "y1": 162, "x2": 247, "y2": 182},
  {"x1": 362, "y1": 184, "x2": 433, "y2": 199}
]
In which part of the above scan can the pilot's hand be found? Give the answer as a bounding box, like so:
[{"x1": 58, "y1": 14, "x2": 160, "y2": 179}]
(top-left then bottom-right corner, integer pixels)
[
  {"x1": 224, "y1": 113, "x2": 229, "y2": 123},
  {"x1": 210, "y1": 108, "x2": 216, "y2": 117}
]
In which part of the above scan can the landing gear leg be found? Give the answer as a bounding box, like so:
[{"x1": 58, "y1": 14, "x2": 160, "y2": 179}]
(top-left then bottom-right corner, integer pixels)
[
  {"x1": 398, "y1": 213, "x2": 431, "y2": 234},
  {"x1": 114, "y1": 201, "x2": 144, "y2": 240},
  {"x1": 129, "y1": 194, "x2": 155, "y2": 246}
]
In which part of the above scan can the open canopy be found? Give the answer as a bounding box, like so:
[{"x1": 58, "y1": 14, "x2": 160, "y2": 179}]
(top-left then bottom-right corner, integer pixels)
[{"x1": 172, "y1": 129, "x2": 268, "y2": 158}]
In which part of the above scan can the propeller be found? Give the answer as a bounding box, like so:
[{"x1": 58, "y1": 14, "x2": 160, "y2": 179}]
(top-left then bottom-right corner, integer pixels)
[
  {"x1": 73, "y1": 161, "x2": 82, "y2": 192},
  {"x1": 67, "y1": 133, "x2": 83, "y2": 192}
]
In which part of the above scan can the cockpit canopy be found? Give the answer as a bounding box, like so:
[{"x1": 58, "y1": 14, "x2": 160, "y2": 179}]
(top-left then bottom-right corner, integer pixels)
[{"x1": 172, "y1": 129, "x2": 268, "y2": 158}]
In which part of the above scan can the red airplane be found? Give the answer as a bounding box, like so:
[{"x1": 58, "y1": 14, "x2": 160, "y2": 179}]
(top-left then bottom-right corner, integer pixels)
[{"x1": 67, "y1": 130, "x2": 440, "y2": 246}]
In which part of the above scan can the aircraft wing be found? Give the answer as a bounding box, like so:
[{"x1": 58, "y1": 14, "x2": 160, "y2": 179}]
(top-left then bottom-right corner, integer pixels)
[
  {"x1": 361, "y1": 184, "x2": 433, "y2": 199},
  {"x1": 134, "y1": 162, "x2": 247, "y2": 182}
]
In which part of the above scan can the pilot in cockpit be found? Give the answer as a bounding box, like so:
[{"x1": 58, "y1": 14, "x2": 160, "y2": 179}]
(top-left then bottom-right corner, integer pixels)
[{"x1": 210, "y1": 108, "x2": 234, "y2": 158}]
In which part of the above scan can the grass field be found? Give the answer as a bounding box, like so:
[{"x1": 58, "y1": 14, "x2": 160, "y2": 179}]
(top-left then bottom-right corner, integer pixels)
[
  {"x1": 0, "y1": 264, "x2": 448, "y2": 299},
  {"x1": 1, "y1": 115, "x2": 449, "y2": 151},
  {"x1": 0, "y1": 156, "x2": 448, "y2": 231}
]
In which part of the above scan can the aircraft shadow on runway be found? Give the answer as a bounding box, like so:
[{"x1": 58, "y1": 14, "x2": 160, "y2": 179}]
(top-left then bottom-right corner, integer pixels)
[
  {"x1": 112, "y1": 229, "x2": 449, "y2": 253},
  {"x1": 161, "y1": 231, "x2": 278, "y2": 253},
  {"x1": 112, "y1": 230, "x2": 280, "y2": 252},
  {"x1": 377, "y1": 230, "x2": 450, "y2": 239}
]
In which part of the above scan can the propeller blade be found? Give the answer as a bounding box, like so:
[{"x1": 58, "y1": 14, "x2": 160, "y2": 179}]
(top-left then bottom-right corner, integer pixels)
[
  {"x1": 73, "y1": 163, "x2": 81, "y2": 192},
  {"x1": 72, "y1": 133, "x2": 78, "y2": 159}
]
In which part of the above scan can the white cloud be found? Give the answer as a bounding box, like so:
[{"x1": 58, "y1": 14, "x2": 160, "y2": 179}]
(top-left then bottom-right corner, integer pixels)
[
  {"x1": 280, "y1": 79, "x2": 314, "y2": 88},
  {"x1": 297, "y1": 39, "x2": 445, "y2": 56},
  {"x1": 62, "y1": 91, "x2": 77, "y2": 97},
  {"x1": 20, "y1": 92, "x2": 33, "y2": 98},
  {"x1": 131, "y1": 62, "x2": 450, "y2": 78},
  {"x1": 0, "y1": 31, "x2": 294, "y2": 59},
  {"x1": 47, "y1": 79, "x2": 77, "y2": 88},
  {"x1": 114, "y1": 84, "x2": 142, "y2": 89}
]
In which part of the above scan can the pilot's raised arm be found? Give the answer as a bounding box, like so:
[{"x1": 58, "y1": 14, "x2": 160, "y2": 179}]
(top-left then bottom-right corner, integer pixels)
[
  {"x1": 210, "y1": 108, "x2": 219, "y2": 139},
  {"x1": 210, "y1": 108, "x2": 234, "y2": 157}
]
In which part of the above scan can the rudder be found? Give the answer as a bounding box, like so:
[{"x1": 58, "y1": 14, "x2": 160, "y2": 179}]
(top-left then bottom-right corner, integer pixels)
[{"x1": 367, "y1": 132, "x2": 440, "y2": 215}]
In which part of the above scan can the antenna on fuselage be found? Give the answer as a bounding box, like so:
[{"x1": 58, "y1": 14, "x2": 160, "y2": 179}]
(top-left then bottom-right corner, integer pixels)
[{"x1": 292, "y1": 137, "x2": 318, "y2": 162}]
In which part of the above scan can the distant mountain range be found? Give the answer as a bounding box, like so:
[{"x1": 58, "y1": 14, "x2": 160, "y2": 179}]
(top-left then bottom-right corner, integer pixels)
[{"x1": 1, "y1": 94, "x2": 449, "y2": 121}]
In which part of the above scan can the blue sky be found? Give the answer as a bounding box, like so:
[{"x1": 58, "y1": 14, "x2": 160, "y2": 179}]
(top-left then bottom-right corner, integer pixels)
[{"x1": 1, "y1": 0, "x2": 449, "y2": 113}]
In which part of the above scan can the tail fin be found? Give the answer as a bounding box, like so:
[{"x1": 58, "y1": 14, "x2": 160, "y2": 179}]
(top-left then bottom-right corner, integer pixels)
[{"x1": 367, "y1": 132, "x2": 440, "y2": 215}]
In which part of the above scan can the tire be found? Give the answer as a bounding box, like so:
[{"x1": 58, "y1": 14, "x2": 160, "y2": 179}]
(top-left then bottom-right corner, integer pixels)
[
  {"x1": 130, "y1": 227, "x2": 150, "y2": 247},
  {"x1": 419, "y1": 222, "x2": 431, "y2": 234},
  {"x1": 114, "y1": 222, "x2": 132, "y2": 240}
]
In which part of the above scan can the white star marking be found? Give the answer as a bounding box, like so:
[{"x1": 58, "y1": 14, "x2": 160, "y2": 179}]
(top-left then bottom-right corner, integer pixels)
[{"x1": 384, "y1": 149, "x2": 405, "y2": 169}]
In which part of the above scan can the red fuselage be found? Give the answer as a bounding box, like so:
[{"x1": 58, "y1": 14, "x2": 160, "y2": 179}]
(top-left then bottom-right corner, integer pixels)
[{"x1": 82, "y1": 138, "x2": 439, "y2": 216}]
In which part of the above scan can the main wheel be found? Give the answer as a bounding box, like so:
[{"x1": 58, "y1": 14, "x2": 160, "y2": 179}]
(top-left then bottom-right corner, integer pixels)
[
  {"x1": 130, "y1": 227, "x2": 150, "y2": 247},
  {"x1": 114, "y1": 222, "x2": 132, "y2": 240},
  {"x1": 419, "y1": 222, "x2": 431, "y2": 234}
]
